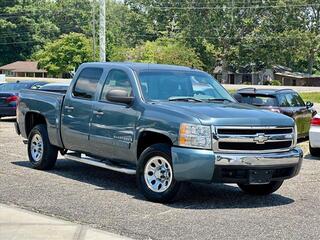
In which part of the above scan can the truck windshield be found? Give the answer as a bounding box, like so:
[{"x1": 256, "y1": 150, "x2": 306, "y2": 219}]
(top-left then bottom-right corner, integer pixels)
[{"x1": 138, "y1": 70, "x2": 234, "y2": 102}]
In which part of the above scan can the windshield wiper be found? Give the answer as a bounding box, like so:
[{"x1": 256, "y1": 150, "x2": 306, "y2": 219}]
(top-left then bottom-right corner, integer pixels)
[
  {"x1": 204, "y1": 98, "x2": 233, "y2": 103},
  {"x1": 168, "y1": 97, "x2": 203, "y2": 102}
]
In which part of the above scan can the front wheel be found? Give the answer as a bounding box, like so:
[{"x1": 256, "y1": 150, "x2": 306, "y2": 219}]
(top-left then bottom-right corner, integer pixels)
[
  {"x1": 237, "y1": 181, "x2": 283, "y2": 195},
  {"x1": 137, "y1": 144, "x2": 181, "y2": 203},
  {"x1": 28, "y1": 124, "x2": 58, "y2": 170}
]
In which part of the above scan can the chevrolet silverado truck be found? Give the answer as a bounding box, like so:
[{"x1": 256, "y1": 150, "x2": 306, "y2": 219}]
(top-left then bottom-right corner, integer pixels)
[{"x1": 16, "y1": 62, "x2": 303, "y2": 203}]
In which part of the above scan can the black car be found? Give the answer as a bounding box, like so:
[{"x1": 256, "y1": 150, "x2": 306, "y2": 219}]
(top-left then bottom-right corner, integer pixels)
[
  {"x1": 0, "y1": 81, "x2": 47, "y2": 118},
  {"x1": 234, "y1": 88, "x2": 316, "y2": 139}
]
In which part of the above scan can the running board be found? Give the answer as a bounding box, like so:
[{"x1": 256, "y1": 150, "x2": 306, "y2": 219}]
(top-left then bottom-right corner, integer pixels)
[{"x1": 64, "y1": 153, "x2": 136, "y2": 175}]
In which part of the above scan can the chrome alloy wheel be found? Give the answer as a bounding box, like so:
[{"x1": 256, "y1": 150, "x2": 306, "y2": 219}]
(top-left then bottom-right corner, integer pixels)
[
  {"x1": 30, "y1": 134, "x2": 43, "y2": 162},
  {"x1": 144, "y1": 156, "x2": 173, "y2": 193}
]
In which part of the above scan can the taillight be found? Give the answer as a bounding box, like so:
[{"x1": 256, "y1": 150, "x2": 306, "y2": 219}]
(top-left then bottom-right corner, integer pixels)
[
  {"x1": 5, "y1": 95, "x2": 18, "y2": 104},
  {"x1": 311, "y1": 117, "x2": 320, "y2": 126}
]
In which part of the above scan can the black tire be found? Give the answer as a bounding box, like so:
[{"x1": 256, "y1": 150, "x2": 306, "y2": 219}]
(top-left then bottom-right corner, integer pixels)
[
  {"x1": 136, "y1": 143, "x2": 181, "y2": 203},
  {"x1": 309, "y1": 143, "x2": 320, "y2": 157},
  {"x1": 28, "y1": 124, "x2": 58, "y2": 170},
  {"x1": 237, "y1": 180, "x2": 283, "y2": 195}
]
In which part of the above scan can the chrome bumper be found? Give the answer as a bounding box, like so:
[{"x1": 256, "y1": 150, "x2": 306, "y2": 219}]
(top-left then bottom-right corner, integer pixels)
[{"x1": 215, "y1": 147, "x2": 303, "y2": 167}]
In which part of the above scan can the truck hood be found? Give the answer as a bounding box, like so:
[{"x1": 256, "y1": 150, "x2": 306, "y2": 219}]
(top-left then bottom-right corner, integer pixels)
[{"x1": 153, "y1": 102, "x2": 294, "y2": 126}]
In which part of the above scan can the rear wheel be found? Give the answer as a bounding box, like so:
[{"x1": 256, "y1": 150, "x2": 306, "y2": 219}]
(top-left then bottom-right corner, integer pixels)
[
  {"x1": 237, "y1": 181, "x2": 283, "y2": 195},
  {"x1": 309, "y1": 143, "x2": 320, "y2": 157},
  {"x1": 137, "y1": 144, "x2": 181, "y2": 203},
  {"x1": 28, "y1": 124, "x2": 58, "y2": 170}
]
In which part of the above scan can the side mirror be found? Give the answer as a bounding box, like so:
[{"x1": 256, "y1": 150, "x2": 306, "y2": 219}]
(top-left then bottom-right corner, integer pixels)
[
  {"x1": 233, "y1": 93, "x2": 242, "y2": 103},
  {"x1": 106, "y1": 89, "x2": 134, "y2": 105},
  {"x1": 306, "y1": 101, "x2": 314, "y2": 109}
]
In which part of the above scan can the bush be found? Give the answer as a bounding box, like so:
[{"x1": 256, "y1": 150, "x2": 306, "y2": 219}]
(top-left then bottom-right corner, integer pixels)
[{"x1": 271, "y1": 80, "x2": 281, "y2": 86}]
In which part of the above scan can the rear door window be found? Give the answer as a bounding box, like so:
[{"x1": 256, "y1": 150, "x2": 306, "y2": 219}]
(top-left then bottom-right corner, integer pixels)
[{"x1": 73, "y1": 68, "x2": 103, "y2": 100}]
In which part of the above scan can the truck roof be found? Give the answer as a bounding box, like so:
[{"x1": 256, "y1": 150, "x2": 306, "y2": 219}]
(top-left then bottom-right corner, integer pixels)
[{"x1": 80, "y1": 62, "x2": 201, "y2": 72}]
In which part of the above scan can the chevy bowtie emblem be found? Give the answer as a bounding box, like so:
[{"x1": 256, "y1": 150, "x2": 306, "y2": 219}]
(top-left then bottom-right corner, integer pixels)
[{"x1": 253, "y1": 133, "x2": 269, "y2": 144}]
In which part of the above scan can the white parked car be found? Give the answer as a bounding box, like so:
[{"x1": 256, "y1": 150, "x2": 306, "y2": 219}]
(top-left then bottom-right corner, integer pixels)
[{"x1": 309, "y1": 114, "x2": 320, "y2": 156}]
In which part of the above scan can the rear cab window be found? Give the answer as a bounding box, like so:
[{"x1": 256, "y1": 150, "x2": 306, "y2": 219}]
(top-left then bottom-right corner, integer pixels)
[
  {"x1": 72, "y1": 68, "x2": 103, "y2": 100},
  {"x1": 240, "y1": 94, "x2": 278, "y2": 106}
]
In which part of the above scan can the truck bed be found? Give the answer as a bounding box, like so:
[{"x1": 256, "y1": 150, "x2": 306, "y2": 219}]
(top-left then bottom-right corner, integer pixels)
[{"x1": 17, "y1": 89, "x2": 65, "y2": 148}]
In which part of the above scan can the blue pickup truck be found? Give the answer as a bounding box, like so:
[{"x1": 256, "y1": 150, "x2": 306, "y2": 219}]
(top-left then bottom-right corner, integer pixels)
[{"x1": 16, "y1": 62, "x2": 303, "y2": 202}]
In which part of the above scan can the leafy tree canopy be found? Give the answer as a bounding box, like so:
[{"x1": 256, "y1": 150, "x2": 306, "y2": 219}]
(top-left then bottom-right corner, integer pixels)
[
  {"x1": 33, "y1": 33, "x2": 93, "y2": 76},
  {"x1": 2, "y1": 0, "x2": 320, "y2": 76},
  {"x1": 110, "y1": 37, "x2": 203, "y2": 68}
]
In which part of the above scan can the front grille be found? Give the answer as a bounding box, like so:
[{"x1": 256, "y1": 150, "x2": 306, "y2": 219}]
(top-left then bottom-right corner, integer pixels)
[
  {"x1": 214, "y1": 126, "x2": 294, "y2": 153},
  {"x1": 219, "y1": 141, "x2": 292, "y2": 151},
  {"x1": 217, "y1": 128, "x2": 293, "y2": 135}
]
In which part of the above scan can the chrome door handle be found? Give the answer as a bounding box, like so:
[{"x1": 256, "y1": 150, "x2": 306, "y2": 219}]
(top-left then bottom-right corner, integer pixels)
[
  {"x1": 65, "y1": 106, "x2": 74, "y2": 110},
  {"x1": 93, "y1": 110, "x2": 104, "y2": 116}
]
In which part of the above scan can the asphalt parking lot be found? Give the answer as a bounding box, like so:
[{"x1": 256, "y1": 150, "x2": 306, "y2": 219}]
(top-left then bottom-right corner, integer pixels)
[{"x1": 0, "y1": 119, "x2": 319, "y2": 240}]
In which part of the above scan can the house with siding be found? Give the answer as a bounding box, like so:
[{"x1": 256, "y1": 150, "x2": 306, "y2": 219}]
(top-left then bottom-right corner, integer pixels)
[
  {"x1": 0, "y1": 61, "x2": 47, "y2": 78},
  {"x1": 213, "y1": 64, "x2": 320, "y2": 86}
]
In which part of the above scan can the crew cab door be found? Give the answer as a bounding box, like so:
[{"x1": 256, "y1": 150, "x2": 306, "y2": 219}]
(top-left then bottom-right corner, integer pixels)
[
  {"x1": 61, "y1": 67, "x2": 104, "y2": 152},
  {"x1": 89, "y1": 68, "x2": 139, "y2": 164}
]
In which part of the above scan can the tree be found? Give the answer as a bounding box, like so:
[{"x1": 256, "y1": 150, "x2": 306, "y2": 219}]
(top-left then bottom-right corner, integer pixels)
[
  {"x1": 51, "y1": 0, "x2": 92, "y2": 36},
  {"x1": 104, "y1": 0, "x2": 155, "y2": 60},
  {"x1": 125, "y1": 0, "x2": 320, "y2": 75},
  {"x1": 33, "y1": 33, "x2": 93, "y2": 77},
  {"x1": 0, "y1": 1, "x2": 59, "y2": 66},
  {"x1": 110, "y1": 37, "x2": 203, "y2": 68}
]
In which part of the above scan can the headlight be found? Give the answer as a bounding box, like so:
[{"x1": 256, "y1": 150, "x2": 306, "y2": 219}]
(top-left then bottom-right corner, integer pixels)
[{"x1": 179, "y1": 123, "x2": 212, "y2": 149}]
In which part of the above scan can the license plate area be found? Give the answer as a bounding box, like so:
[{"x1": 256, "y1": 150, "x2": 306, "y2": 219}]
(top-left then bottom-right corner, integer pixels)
[{"x1": 249, "y1": 170, "x2": 273, "y2": 184}]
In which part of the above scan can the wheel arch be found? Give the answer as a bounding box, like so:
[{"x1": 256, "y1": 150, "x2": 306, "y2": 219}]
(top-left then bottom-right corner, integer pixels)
[
  {"x1": 25, "y1": 111, "x2": 47, "y2": 137},
  {"x1": 136, "y1": 130, "x2": 174, "y2": 160}
]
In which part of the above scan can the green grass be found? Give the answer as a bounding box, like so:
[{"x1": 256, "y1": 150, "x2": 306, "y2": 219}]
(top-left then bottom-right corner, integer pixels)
[
  {"x1": 228, "y1": 89, "x2": 236, "y2": 94},
  {"x1": 300, "y1": 92, "x2": 320, "y2": 103}
]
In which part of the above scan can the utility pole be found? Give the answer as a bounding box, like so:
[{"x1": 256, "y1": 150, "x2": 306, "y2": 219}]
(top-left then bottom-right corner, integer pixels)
[
  {"x1": 92, "y1": 0, "x2": 96, "y2": 60},
  {"x1": 99, "y1": 0, "x2": 106, "y2": 62}
]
